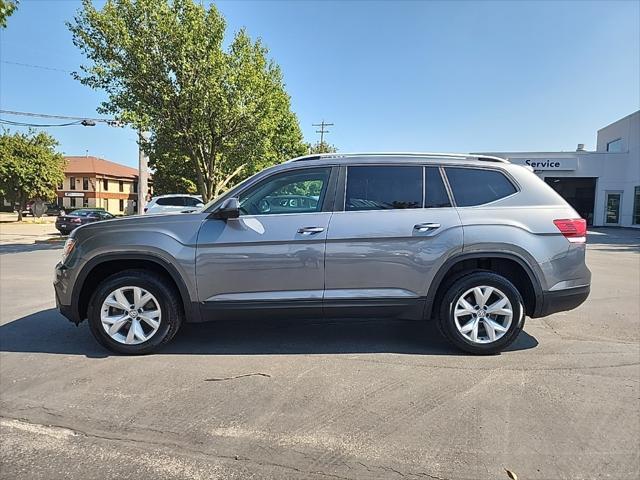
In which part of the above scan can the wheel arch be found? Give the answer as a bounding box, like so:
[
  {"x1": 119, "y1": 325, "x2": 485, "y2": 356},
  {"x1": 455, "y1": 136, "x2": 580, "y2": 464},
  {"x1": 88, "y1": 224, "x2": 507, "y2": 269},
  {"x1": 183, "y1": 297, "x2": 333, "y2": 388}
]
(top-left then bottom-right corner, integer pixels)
[
  {"x1": 424, "y1": 252, "x2": 543, "y2": 320},
  {"x1": 72, "y1": 253, "x2": 199, "y2": 324}
]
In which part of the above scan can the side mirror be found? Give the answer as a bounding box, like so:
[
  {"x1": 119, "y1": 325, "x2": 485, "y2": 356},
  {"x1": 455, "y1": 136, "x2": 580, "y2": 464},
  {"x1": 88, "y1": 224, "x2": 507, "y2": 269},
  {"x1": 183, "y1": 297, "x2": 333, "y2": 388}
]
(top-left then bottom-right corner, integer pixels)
[{"x1": 210, "y1": 197, "x2": 240, "y2": 220}]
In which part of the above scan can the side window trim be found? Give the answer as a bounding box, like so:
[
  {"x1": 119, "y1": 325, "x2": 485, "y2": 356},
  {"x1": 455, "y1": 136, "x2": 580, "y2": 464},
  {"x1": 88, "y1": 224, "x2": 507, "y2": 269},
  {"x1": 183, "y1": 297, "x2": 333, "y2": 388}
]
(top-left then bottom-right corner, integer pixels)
[{"x1": 235, "y1": 166, "x2": 336, "y2": 217}]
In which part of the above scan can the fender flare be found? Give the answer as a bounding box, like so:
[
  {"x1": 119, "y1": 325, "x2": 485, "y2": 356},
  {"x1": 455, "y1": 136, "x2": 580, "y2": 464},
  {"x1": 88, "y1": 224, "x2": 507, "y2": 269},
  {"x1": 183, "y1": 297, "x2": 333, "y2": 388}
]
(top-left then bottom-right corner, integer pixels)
[
  {"x1": 71, "y1": 252, "x2": 199, "y2": 323},
  {"x1": 423, "y1": 251, "x2": 544, "y2": 319}
]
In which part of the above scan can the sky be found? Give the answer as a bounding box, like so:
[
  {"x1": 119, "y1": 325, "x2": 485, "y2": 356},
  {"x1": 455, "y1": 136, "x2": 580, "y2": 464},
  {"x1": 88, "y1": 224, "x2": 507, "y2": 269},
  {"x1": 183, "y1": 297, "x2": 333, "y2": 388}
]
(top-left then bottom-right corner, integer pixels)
[{"x1": 0, "y1": 0, "x2": 638, "y2": 169}]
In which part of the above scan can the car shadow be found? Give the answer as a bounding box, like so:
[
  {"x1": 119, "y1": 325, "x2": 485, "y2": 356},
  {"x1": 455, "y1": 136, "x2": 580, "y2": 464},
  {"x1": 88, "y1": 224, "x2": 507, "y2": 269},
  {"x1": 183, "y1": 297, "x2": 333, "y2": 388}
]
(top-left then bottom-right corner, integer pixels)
[{"x1": 0, "y1": 308, "x2": 538, "y2": 357}]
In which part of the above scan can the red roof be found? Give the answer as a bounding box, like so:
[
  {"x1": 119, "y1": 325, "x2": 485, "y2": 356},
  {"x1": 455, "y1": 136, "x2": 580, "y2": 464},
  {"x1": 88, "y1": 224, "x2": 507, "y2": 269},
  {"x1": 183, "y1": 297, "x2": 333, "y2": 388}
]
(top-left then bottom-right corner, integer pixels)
[{"x1": 64, "y1": 156, "x2": 138, "y2": 179}]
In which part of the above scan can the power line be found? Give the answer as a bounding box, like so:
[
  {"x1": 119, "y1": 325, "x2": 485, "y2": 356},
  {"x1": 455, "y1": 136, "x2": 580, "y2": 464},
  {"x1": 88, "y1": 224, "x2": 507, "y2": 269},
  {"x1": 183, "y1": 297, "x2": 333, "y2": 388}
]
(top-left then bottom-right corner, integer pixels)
[
  {"x1": 312, "y1": 120, "x2": 333, "y2": 144},
  {"x1": 0, "y1": 109, "x2": 118, "y2": 125},
  {"x1": 1, "y1": 60, "x2": 73, "y2": 74},
  {"x1": 0, "y1": 118, "x2": 86, "y2": 128}
]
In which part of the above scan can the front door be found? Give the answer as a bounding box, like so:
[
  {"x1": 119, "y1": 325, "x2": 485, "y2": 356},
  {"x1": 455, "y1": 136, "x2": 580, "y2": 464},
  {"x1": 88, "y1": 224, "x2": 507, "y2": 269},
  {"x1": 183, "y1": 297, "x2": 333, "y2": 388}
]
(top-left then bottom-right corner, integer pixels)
[
  {"x1": 196, "y1": 166, "x2": 335, "y2": 319},
  {"x1": 604, "y1": 191, "x2": 623, "y2": 225},
  {"x1": 324, "y1": 165, "x2": 463, "y2": 319}
]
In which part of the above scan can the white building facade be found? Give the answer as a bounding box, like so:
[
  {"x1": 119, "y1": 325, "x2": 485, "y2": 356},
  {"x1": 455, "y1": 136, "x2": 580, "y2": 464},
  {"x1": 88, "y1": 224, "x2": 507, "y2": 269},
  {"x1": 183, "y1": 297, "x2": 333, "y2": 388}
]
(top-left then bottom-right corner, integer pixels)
[{"x1": 482, "y1": 110, "x2": 640, "y2": 228}]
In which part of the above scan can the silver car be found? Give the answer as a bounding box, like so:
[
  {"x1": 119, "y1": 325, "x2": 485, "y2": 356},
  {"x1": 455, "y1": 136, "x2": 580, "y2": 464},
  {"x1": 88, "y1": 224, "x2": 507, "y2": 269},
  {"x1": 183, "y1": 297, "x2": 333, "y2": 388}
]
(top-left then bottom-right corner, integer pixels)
[{"x1": 54, "y1": 153, "x2": 591, "y2": 355}]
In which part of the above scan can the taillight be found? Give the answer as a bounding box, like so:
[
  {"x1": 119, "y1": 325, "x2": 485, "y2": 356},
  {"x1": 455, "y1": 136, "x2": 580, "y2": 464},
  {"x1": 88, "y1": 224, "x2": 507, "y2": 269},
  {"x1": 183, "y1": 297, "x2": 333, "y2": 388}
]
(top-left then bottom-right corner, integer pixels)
[{"x1": 553, "y1": 218, "x2": 587, "y2": 243}]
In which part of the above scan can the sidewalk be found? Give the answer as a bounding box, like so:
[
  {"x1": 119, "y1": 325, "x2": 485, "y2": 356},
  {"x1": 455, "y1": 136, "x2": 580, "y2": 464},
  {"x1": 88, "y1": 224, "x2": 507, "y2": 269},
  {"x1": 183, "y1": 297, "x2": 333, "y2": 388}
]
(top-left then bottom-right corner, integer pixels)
[{"x1": 0, "y1": 213, "x2": 63, "y2": 246}]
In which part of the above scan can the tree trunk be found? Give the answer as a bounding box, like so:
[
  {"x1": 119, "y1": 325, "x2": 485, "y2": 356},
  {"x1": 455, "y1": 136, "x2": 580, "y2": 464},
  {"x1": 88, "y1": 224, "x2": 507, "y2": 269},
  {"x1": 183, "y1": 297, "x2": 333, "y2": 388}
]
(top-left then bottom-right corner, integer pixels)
[{"x1": 17, "y1": 195, "x2": 24, "y2": 222}]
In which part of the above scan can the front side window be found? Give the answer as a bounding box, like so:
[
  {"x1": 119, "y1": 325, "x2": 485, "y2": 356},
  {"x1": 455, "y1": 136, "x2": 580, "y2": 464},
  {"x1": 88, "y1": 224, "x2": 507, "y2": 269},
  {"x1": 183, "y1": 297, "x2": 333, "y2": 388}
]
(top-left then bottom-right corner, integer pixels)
[
  {"x1": 345, "y1": 166, "x2": 422, "y2": 211},
  {"x1": 239, "y1": 167, "x2": 330, "y2": 216},
  {"x1": 425, "y1": 167, "x2": 451, "y2": 208},
  {"x1": 634, "y1": 186, "x2": 640, "y2": 225},
  {"x1": 445, "y1": 167, "x2": 517, "y2": 207}
]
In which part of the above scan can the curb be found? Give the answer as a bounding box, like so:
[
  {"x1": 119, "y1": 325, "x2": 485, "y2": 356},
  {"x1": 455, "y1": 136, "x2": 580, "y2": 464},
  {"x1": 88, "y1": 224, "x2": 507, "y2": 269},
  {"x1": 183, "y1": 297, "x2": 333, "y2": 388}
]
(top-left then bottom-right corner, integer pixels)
[{"x1": 34, "y1": 237, "x2": 67, "y2": 244}]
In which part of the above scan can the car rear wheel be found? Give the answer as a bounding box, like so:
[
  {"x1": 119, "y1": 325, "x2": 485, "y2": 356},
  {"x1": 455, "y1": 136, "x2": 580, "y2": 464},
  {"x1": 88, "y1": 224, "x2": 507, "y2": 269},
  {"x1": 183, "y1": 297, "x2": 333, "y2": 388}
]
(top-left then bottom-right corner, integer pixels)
[
  {"x1": 87, "y1": 270, "x2": 183, "y2": 354},
  {"x1": 438, "y1": 272, "x2": 525, "y2": 355}
]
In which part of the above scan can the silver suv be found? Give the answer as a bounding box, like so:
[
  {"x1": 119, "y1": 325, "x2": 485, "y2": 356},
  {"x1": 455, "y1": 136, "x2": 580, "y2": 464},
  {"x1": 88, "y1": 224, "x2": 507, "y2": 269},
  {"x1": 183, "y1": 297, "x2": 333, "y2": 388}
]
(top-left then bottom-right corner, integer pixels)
[{"x1": 54, "y1": 153, "x2": 591, "y2": 355}]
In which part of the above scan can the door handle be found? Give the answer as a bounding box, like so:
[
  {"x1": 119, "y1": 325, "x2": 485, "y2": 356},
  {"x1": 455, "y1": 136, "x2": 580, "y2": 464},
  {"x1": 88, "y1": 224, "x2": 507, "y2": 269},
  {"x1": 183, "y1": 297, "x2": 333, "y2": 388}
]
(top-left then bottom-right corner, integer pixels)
[
  {"x1": 297, "y1": 226, "x2": 325, "y2": 235},
  {"x1": 414, "y1": 223, "x2": 441, "y2": 232}
]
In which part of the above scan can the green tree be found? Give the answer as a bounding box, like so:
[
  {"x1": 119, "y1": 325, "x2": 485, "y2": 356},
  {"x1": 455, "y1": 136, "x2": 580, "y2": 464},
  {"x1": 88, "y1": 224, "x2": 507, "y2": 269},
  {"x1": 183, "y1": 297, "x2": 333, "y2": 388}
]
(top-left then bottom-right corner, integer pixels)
[
  {"x1": 307, "y1": 140, "x2": 338, "y2": 154},
  {"x1": 0, "y1": 0, "x2": 18, "y2": 28},
  {"x1": 69, "y1": 0, "x2": 307, "y2": 202},
  {"x1": 0, "y1": 130, "x2": 66, "y2": 221}
]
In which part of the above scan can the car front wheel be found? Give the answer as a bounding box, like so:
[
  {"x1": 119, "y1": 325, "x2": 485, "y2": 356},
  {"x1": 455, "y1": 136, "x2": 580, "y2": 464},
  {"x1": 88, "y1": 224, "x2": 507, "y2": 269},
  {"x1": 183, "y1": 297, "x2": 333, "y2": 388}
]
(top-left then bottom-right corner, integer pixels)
[
  {"x1": 87, "y1": 269, "x2": 183, "y2": 354},
  {"x1": 438, "y1": 272, "x2": 525, "y2": 355}
]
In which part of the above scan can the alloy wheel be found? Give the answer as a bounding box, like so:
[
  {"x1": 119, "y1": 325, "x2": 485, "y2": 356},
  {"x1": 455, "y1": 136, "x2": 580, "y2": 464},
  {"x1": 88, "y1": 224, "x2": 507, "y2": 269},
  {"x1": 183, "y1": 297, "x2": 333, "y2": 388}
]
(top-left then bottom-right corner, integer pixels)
[
  {"x1": 100, "y1": 286, "x2": 161, "y2": 345},
  {"x1": 453, "y1": 285, "x2": 513, "y2": 344}
]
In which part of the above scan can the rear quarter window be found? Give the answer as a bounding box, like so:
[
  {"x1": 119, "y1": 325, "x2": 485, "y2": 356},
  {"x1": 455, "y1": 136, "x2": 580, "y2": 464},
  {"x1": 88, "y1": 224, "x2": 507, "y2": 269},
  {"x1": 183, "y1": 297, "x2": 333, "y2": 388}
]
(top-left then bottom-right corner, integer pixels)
[{"x1": 444, "y1": 167, "x2": 517, "y2": 206}]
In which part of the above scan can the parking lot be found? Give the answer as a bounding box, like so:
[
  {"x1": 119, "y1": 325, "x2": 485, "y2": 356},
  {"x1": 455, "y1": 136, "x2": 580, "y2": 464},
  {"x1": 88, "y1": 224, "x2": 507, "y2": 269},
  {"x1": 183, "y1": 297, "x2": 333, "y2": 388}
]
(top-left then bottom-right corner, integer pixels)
[{"x1": 0, "y1": 228, "x2": 638, "y2": 480}]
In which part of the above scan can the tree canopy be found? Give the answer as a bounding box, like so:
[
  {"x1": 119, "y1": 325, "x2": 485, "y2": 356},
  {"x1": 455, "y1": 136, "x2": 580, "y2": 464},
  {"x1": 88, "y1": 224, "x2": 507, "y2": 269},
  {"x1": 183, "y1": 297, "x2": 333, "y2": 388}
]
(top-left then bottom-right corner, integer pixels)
[
  {"x1": 0, "y1": 130, "x2": 66, "y2": 221},
  {"x1": 69, "y1": 0, "x2": 307, "y2": 202},
  {"x1": 307, "y1": 141, "x2": 338, "y2": 154},
  {"x1": 0, "y1": 0, "x2": 18, "y2": 28}
]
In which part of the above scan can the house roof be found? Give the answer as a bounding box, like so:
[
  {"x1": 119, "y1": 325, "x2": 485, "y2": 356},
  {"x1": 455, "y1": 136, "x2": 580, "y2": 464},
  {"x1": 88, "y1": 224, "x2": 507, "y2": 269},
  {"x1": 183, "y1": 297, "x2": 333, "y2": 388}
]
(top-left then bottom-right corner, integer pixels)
[{"x1": 64, "y1": 156, "x2": 139, "y2": 179}]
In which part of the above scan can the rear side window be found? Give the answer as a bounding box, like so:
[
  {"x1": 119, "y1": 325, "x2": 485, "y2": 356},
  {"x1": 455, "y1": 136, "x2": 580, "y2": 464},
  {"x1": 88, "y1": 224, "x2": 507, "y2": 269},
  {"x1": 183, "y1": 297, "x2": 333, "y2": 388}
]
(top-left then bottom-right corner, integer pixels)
[
  {"x1": 425, "y1": 167, "x2": 451, "y2": 208},
  {"x1": 156, "y1": 197, "x2": 185, "y2": 206},
  {"x1": 445, "y1": 167, "x2": 517, "y2": 206},
  {"x1": 346, "y1": 166, "x2": 422, "y2": 211}
]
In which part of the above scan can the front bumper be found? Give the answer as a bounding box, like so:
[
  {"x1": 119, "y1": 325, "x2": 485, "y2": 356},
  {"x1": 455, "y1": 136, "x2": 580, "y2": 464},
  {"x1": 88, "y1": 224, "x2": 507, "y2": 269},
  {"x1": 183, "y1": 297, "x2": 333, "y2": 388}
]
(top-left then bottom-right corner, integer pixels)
[
  {"x1": 54, "y1": 262, "x2": 80, "y2": 324},
  {"x1": 536, "y1": 285, "x2": 590, "y2": 318}
]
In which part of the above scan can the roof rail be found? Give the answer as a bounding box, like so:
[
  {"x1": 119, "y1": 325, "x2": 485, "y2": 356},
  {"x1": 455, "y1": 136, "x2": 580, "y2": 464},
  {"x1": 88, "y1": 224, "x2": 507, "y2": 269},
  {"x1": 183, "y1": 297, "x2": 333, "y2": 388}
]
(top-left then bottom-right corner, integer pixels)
[{"x1": 287, "y1": 152, "x2": 509, "y2": 163}]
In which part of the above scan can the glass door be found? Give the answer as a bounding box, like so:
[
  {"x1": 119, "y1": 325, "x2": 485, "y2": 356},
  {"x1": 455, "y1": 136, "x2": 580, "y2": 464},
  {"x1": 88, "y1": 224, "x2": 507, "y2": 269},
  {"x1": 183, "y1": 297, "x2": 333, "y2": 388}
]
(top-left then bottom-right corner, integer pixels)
[{"x1": 604, "y1": 191, "x2": 622, "y2": 225}]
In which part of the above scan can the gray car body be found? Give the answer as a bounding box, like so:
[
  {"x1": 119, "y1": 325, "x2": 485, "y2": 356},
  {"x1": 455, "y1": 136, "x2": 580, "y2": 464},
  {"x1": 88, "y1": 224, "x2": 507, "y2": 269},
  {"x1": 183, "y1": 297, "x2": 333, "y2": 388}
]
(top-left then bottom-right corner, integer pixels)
[{"x1": 55, "y1": 154, "x2": 591, "y2": 325}]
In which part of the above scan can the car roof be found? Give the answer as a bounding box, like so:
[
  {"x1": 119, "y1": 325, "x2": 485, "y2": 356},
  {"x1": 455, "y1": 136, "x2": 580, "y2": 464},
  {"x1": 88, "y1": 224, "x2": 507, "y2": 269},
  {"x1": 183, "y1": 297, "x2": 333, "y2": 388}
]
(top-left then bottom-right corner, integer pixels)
[{"x1": 286, "y1": 152, "x2": 509, "y2": 165}]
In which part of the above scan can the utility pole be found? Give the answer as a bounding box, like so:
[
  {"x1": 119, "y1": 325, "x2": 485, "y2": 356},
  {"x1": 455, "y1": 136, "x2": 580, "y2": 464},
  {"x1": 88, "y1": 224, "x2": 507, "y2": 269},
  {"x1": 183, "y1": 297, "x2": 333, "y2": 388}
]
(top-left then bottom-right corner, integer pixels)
[
  {"x1": 138, "y1": 130, "x2": 149, "y2": 215},
  {"x1": 312, "y1": 120, "x2": 333, "y2": 145}
]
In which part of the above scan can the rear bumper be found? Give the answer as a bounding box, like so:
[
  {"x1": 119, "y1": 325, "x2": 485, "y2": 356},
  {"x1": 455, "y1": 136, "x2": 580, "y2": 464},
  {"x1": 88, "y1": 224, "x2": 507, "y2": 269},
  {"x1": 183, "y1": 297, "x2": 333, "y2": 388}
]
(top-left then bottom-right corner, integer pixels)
[{"x1": 534, "y1": 285, "x2": 590, "y2": 318}]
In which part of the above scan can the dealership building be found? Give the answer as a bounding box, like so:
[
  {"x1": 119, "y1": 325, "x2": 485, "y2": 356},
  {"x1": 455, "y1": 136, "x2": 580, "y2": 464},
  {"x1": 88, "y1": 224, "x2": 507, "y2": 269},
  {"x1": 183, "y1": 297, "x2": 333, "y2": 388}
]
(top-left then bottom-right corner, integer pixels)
[{"x1": 481, "y1": 110, "x2": 640, "y2": 228}]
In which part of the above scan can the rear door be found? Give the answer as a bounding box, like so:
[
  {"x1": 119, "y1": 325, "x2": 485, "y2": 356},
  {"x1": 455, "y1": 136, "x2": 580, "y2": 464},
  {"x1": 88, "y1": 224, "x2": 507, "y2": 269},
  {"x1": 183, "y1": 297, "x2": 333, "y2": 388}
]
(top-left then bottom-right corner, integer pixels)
[{"x1": 324, "y1": 165, "x2": 463, "y2": 319}]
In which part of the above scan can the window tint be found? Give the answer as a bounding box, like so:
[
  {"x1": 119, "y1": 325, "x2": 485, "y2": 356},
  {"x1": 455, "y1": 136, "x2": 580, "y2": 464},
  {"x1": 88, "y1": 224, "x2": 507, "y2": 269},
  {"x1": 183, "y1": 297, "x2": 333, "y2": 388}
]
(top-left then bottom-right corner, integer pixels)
[
  {"x1": 239, "y1": 167, "x2": 330, "y2": 216},
  {"x1": 183, "y1": 197, "x2": 202, "y2": 207},
  {"x1": 346, "y1": 166, "x2": 422, "y2": 211},
  {"x1": 425, "y1": 167, "x2": 451, "y2": 208},
  {"x1": 156, "y1": 197, "x2": 185, "y2": 206},
  {"x1": 445, "y1": 167, "x2": 517, "y2": 207}
]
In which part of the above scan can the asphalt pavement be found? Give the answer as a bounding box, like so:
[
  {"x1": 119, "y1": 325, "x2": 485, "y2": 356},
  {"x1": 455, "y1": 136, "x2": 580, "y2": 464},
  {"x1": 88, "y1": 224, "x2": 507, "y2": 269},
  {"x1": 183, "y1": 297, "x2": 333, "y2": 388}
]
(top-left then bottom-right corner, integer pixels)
[{"x1": 0, "y1": 228, "x2": 639, "y2": 480}]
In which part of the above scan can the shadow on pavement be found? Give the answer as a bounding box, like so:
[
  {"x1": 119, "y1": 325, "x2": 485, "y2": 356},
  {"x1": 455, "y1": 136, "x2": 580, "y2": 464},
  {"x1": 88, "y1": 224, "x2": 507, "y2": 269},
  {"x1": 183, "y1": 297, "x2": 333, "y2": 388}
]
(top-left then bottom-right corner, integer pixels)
[
  {"x1": 0, "y1": 308, "x2": 538, "y2": 357},
  {"x1": 588, "y1": 228, "x2": 640, "y2": 252}
]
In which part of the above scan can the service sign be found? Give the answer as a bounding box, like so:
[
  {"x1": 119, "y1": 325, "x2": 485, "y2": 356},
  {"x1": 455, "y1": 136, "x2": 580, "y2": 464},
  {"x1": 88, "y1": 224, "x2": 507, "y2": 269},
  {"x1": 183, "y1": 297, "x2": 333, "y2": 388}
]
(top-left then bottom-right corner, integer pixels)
[
  {"x1": 64, "y1": 192, "x2": 85, "y2": 197},
  {"x1": 509, "y1": 157, "x2": 578, "y2": 171}
]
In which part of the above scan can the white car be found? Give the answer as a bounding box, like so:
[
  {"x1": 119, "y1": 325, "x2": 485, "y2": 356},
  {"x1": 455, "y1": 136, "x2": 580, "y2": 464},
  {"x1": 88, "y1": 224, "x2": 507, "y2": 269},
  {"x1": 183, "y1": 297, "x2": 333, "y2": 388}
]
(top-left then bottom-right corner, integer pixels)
[{"x1": 144, "y1": 194, "x2": 204, "y2": 215}]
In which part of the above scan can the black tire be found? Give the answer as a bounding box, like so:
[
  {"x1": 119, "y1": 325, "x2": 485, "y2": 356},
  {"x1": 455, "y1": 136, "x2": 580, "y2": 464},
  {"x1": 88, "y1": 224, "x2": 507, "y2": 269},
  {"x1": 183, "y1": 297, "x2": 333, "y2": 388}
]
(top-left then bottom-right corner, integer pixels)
[
  {"x1": 438, "y1": 272, "x2": 525, "y2": 355},
  {"x1": 87, "y1": 269, "x2": 183, "y2": 355}
]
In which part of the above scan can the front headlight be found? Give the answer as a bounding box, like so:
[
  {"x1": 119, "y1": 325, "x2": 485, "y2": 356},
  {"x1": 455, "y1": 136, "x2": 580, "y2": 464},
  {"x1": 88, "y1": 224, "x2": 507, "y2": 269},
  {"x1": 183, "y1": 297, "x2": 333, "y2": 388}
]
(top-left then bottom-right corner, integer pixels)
[{"x1": 61, "y1": 238, "x2": 76, "y2": 264}]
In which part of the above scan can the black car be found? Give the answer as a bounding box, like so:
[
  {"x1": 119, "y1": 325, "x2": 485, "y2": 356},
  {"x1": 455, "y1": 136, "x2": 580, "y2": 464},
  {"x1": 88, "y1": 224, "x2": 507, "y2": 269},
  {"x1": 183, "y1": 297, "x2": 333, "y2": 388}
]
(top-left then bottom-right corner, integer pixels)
[{"x1": 55, "y1": 209, "x2": 115, "y2": 235}]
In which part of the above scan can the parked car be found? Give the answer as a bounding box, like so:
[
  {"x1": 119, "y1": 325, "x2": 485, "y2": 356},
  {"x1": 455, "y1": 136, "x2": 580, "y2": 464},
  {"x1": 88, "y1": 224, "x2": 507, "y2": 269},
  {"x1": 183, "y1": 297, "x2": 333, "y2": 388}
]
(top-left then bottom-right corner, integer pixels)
[
  {"x1": 54, "y1": 153, "x2": 590, "y2": 355},
  {"x1": 143, "y1": 194, "x2": 204, "y2": 215},
  {"x1": 55, "y1": 208, "x2": 115, "y2": 235},
  {"x1": 23, "y1": 201, "x2": 65, "y2": 217}
]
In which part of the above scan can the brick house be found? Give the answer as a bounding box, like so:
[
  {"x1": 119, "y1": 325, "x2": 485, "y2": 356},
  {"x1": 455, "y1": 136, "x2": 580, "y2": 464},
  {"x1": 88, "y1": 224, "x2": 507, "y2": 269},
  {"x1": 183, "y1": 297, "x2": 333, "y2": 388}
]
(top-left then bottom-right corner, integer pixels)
[{"x1": 57, "y1": 156, "x2": 142, "y2": 215}]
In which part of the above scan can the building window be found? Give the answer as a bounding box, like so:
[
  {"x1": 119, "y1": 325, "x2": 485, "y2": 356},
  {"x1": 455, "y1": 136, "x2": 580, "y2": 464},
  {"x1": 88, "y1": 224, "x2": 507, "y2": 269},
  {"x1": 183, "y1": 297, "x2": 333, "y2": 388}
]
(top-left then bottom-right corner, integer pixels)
[
  {"x1": 104, "y1": 198, "x2": 109, "y2": 211},
  {"x1": 82, "y1": 177, "x2": 89, "y2": 190},
  {"x1": 57, "y1": 180, "x2": 63, "y2": 190},
  {"x1": 133, "y1": 181, "x2": 138, "y2": 193},
  {"x1": 119, "y1": 199, "x2": 124, "y2": 212},
  {"x1": 633, "y1": 186, "x2": 640, "y2": 225},
  {"x1": 119, "y1": 180, "x2": 124, "y2": 192},
  {"x1": 69, "y1": 177, "x2": 76, "y2": 190},
  {"x1": 83, "y1": 198, "x2": 89, "y2": 208},
  {"x1": 70, "y1": 197, "x2": 76, "y2": 208},
  {"x1": 57, "y1": 197, "x2": 64, "y2": 207},
  {"x1": 606, "y1": 138, "x2": 624, "y2": 152},
  {"x1": 103, "y1": 179, "x2": 108, "y2": 190}
]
